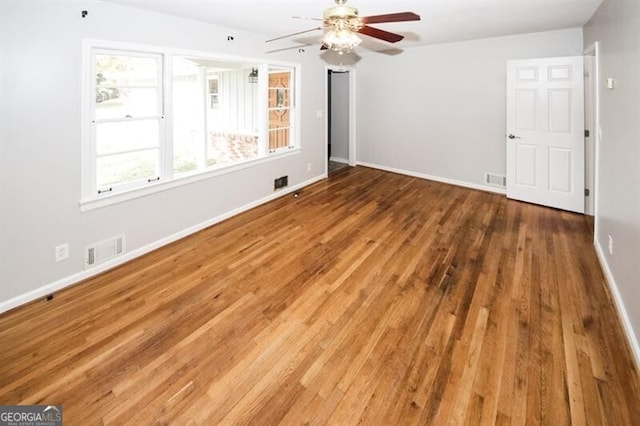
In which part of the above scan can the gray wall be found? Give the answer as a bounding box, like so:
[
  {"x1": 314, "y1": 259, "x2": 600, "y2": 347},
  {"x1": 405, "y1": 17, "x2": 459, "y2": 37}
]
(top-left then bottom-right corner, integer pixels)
[
  {"x1": 356, "y1": 28, "x2": 584, "y2": 189},
  {"x1": 0, "y1": 0, "x2": 327, "y2": 309},
  {"x1": 330, "y1": 71, "x2": 350, "y2": 162},
  {"x1": 584, "y1": 0, "x2": 640, "y2": 358}
]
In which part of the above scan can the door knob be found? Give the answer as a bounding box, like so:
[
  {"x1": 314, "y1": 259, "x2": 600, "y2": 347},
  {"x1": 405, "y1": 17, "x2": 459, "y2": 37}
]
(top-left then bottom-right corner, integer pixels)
[{"x1": 507, "y1": 134, "x2": 521, "y2": 139}]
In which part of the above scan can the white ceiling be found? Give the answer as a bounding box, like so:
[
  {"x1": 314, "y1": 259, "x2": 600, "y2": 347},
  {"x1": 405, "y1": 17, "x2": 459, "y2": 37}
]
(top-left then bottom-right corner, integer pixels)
[{"x1": 105, "y1": 0, "x2": 602, "y2": 53}]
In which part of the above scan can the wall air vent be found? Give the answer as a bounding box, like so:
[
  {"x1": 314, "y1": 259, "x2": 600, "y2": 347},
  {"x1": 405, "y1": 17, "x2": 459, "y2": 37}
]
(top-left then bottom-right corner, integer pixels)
[
  {"x1": 485, "y1": 172, "x2": 507, "y2": 188},
  {"x1": 84, "y1": 234, "x2": 125, "y2": 269},
  {"x1": 274, "y1": 175, "x2": 289, "y2": 190}
]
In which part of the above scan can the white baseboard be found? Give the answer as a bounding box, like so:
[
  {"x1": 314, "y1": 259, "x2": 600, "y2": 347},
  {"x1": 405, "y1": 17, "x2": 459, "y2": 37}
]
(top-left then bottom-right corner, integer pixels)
[
  {"x1": 357, "y1": 161, "x2": 507, "y2": 195},
  {"x1": 329, "y1": 156, "x2": 349, "y2": 164},
  {"x1": 594, "y1": 239, "x2": 640, "y2": 368},
  {"x1": 0, "y1": 174, "x2": 327, "y2": 315}
]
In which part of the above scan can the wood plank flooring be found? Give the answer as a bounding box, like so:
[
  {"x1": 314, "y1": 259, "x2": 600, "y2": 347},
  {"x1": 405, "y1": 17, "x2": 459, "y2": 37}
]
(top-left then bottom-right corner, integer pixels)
[{"x1": 1, "y1": 166, "x2": 639, "y2": 424}]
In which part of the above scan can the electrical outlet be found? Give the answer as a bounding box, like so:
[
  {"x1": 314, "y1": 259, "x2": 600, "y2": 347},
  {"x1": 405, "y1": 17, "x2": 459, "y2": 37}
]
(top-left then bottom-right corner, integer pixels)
[
  {"x1": 307, "y1": 163, "x2": 312, "y2": 172},
  {"x1": 55, "y1": 243, "x2": 69, "y2": 262},
  {"x1": 608, "y1": 234, "x2": 613, "y2": 255}
]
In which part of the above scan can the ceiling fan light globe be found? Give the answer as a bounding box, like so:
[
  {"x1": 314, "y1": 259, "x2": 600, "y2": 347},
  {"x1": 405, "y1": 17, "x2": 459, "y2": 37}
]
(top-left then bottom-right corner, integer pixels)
[{"x1": 321, "y1": 28, "x2": 361, "y2": 53}]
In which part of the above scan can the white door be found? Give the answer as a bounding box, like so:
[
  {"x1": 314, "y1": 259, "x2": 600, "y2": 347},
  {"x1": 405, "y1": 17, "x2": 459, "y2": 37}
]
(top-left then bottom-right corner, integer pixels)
[{"x1": 506, "y1": 56, "x2": 585, "y2": 213}]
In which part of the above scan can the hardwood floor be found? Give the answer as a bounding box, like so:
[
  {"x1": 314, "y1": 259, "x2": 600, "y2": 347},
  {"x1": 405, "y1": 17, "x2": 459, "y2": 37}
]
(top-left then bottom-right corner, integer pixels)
[
  {"x1": 1, "y1": 166, "x2": 638, "y2": 425},
  {"x1": 328, "y1": 160, "x2": 349, "y2": 175}
]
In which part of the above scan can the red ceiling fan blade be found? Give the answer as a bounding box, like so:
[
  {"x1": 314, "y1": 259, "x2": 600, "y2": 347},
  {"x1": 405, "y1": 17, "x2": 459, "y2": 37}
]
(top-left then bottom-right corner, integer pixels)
[
  {"x1": 361, "y1": 12, "x2": 420, "y2": 25},
  {"x1": 358, "y1": 25, "x2": 404, "y2": 43},
  {"x1": 266, "y1": 27, "x2": 323, "y2": 43}
]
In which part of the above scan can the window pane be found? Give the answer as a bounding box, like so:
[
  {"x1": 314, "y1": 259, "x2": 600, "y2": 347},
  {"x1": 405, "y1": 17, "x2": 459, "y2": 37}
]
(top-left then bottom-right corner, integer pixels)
[
  {"x1": 173, "y1": 58, "x2": 205, "y2": 175},
  {"x1": 269, "y1": 107, "x2": 291, "y2": 150},
  {"x1": 96, "y1": 120, "x2": 159, "y2": 155},
  {"x1": 268, "y1": 69, "x2": 292, "y2": 150},
  {"x1": 268, "y1": 71, "x2": 291, "y2": 109},
  {"x1": 269, "y1": 129, "x2": 290, "y2": 151},
  {"x1": 269, "y1": 109, "x2": 291, "y2": 129},
  {"x1": 268, "y1": 88, "x2": 290, "y2": 109},
  {"x1": 96, "y1": 149, "x2": 159, "y2": 188},
  {"x1": 173, "y1": 56, "x2": 260, "y2": 173},
  {"x1": 208, "y1": 133, "x2": 258, "y2": 167},
  {"x1": 95, "y1": 88, "x2": 158, "y2": 120},
  {"x1": 96, "y1": 54, "x2": 158, "y2": 87}
]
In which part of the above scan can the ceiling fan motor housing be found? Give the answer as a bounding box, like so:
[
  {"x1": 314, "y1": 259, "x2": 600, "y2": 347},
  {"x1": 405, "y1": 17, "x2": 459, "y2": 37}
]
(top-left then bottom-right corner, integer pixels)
[{"x1": 323, "y1": 5, "x2": 362, "y2": 31}]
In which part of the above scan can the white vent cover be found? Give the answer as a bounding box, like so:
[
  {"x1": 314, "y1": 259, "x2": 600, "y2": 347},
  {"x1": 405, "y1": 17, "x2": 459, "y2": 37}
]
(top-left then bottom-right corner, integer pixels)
[
  {"x1": 85, "y1": 234, "x2": 125, "y2": 269},
  {"x1": 485, "y1": 172, "x2": 507, "y2": 188}
]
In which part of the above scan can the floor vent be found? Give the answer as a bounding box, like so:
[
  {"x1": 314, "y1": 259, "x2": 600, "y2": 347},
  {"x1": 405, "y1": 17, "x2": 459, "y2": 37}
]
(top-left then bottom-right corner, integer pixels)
[
  {"x1": 85, "y1": 234, "x2": 125, "y2": 269},
  {"x1": 485, "y1": 172, "x2": 507, "y2": 188}
]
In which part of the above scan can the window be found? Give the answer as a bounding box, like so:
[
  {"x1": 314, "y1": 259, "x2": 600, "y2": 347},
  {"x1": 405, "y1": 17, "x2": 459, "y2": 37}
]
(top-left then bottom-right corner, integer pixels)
[
  {"x1": 268, "y1": 67, "x2": 294, "y2": 153},
  {"x1": 172, "y1": 56, "x2": 260, "y2": 175},
  {"x1": 93, "y1": 51, "x2": 163, "y2": 193},
  {"x1": 83, "y1": 41, "x2": 299, "y2": 206}
]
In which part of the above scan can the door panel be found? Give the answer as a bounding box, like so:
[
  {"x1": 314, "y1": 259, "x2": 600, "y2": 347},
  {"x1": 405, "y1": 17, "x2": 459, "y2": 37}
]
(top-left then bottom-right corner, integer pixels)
[
  {"x1": 516, "y1": 90, "x2": 537, "y2": 130},
  {"x1": 506, "y1": 56, "x2": 584, "y2": 213},
  {"x1": 548, "y1": 89, "x2": 571, "y2": 132},
  {"x1": 548, "y1": 148, "x2": 572, "y2": 192},
  {"x1": 516, "y1": 145, "x2": 537, "y2": 186}
]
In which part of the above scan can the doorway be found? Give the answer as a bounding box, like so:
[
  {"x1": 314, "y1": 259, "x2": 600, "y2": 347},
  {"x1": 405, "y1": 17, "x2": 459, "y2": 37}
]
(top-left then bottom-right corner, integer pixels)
[{"x1": 326, "y1": 67, "x2": 355, "y2": 175}]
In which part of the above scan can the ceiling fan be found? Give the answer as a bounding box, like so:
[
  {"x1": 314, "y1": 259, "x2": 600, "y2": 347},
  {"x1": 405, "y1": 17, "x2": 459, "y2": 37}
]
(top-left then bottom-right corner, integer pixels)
[{"x1": 266, "y1": 0, "x2": 420, "y2": 54}]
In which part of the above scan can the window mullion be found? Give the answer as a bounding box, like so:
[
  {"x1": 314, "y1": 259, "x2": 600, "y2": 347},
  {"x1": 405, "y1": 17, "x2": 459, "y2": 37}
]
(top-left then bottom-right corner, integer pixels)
[
  {"x1": 88, "y1": 50, "x2": 98, "y2": 196},
  {"x1": 198, "y1": 65, "x2": 207, "y2": 170},
  {"x1": 258, "y1": 64, "x2": 269, "y2": 157},
  {"x1": 96, "y1": 145, "x2": 160, "y2": 158},
  {"x1": 161, "y1": 53, "x2": 172, "y2": 181},
  {"x1": 94, "y1": 116, "x2": 162, "y2": 124}
]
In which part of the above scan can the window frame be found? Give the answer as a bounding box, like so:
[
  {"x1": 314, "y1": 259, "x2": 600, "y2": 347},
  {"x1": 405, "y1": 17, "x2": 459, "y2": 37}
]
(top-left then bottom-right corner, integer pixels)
[
  {"x1": 80, "y1": 39, "x2": 302, "y2": 211},
  {"x1": 267, "y1": 66, "x2": 296, "y2": 155},
  {"x1": 91, "y1": 48, "x2": 165, "y2": 194}
]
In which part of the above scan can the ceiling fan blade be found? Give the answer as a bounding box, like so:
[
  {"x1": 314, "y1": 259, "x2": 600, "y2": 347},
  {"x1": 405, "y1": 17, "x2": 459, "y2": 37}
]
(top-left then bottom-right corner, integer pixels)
[
  {"x1": 292, "y1": 16, "x2": 323, "y2": 21},
  {"x1": 266, "y1": 43, "x2": 315, "y2": 54},
  {"x1": 320, "y1": 44, "x2": 328, "y2": 50},
  {"x1": 361, "y1": 12, "x2": 420, "y2": 25},
  {"x1": 266, "y1": 27, "x2": 322, "y2": 43},
  {"x1": 358, "y1": 25, "x2": 404, "y2": 43}
]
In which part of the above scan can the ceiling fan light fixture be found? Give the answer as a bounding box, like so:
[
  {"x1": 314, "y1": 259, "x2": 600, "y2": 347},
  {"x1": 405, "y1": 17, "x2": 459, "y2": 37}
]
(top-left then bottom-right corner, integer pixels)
[
  {"x1": 265, "y1": 0, "x2": 419, "y2": 54},
  {"x1": 321, "y1": 27, "x2": 362, "y2": 54}
]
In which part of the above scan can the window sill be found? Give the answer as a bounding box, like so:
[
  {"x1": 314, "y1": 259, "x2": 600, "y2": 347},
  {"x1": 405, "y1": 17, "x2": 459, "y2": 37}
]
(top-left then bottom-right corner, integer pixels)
[{"x1": 79, "y1": 149, "x2": 300, "y2": 212}]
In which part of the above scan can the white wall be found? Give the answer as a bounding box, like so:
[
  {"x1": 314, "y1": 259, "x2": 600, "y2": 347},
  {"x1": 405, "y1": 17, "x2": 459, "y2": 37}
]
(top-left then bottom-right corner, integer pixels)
[
  {"x1": 330, "y1": 71, "x2": 350, "y2": 162},
  {"x1": 356, "y1": 28, "x2": 584, "y2": 189},
  {"x1": 584, "y1": 0, "x2": 640, "y2": 361},
  {"x1": 0, "y1": 0, "x2": 327, "y2": 310}
]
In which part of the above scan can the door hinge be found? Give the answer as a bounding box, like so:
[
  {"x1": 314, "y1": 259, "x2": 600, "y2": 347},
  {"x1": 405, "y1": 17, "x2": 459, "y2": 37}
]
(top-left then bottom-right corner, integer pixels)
[
  {"x1": 585, "y1": 188, "x2": 590, "y2": 196},
  {"x1": 585, "y1": 129, "x2": 590, "y2": 137}
]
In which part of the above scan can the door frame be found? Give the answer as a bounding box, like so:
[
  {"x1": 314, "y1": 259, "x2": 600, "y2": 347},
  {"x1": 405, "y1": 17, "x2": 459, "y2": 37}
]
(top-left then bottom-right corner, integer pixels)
[
  {"x1": 584, "y1": 42, "x2": 600, "y2": 236},
  {"x1": 325, "y1": 65, "x2": 357, "y2": 175}
]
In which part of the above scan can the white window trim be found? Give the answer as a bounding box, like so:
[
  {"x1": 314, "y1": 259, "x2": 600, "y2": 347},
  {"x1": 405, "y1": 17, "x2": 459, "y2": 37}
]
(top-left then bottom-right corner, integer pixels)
[
  {"x1": 92, "y1": 48, "x2": 165, "y2": 195},
  {"x1": 79, "y1": 148, "x2": 300, "y2": 212},
  {"x1": 80, "y1": 39, "x2": 302, "y2": 211}
]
